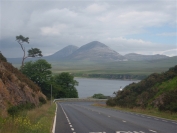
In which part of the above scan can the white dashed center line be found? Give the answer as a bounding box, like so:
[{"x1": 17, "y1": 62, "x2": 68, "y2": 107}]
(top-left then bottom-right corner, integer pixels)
[
  {"x1": 149, "y1": 129, "x2": 157, "y2": 132},
  {"x1": 60, "y1": 104, "x2": 76, "y2": 133}
]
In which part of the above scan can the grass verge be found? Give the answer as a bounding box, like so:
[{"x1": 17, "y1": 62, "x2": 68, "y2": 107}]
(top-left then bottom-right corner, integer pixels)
[
  {"x1": 0, "y1": 101, "x2": 56, "y2": 133},
  {"x1": 94, "y1": 103, "x2": 177, "y2": 121}
]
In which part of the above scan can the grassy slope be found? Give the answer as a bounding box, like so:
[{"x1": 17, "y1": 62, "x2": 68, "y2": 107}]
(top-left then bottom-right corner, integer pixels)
[
  {"x1": 155, "y1": 76, "x2": 177, "y2": 98},
  {"x1": 0, "y1": 101, "x2": 56, "y2": 133}
]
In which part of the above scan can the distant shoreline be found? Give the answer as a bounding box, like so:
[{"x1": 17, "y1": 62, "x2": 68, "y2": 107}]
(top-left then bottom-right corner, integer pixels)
[
  {"x1": 74, "y1": 76, "x2": 141, "y2": 81},
  {"x1": 73, "y1": 73, "x2": 146, "y2": 80}
]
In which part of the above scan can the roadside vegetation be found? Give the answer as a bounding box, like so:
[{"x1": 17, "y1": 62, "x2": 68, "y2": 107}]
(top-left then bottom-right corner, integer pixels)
[
  {"x1": 21, "y1": 59, "x2": 79, "y2": 99},
  {"x1": 0, "y1": 101, "x2": 56, "y2": 133},
  {"x1": 106, "y1": 65, "x2": 177, "y2": 113}
]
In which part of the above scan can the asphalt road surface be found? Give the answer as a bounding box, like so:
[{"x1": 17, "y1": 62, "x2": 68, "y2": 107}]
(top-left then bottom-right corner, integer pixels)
[{"x1": 54, "y1": 102, "x2": 177, "y2": 133}]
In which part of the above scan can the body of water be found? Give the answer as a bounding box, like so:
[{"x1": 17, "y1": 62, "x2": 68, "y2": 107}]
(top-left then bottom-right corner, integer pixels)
[{"x1": 75, "y1": 78, "x2": 139, "y2": 98}]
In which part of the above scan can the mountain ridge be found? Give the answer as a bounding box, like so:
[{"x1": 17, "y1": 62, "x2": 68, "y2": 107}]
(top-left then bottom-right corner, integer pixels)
[
  {"x1": 124, "y1": 53, "x2": 169, "y2": 61},
  {"x1": 66, "y1": 41, "x2": 126, "y2": 61},
  {"x1": 45, "y1": 45, "x2": 78, "y2": 61},
  {"x1": 7, "y1": 41, "x2": 171, "y2": 63}
]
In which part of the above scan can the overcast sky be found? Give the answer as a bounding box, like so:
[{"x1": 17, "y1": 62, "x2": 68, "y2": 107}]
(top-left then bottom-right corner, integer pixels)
[{"x1": 0, "y1": 0, "x2": 176, "y2": 58}]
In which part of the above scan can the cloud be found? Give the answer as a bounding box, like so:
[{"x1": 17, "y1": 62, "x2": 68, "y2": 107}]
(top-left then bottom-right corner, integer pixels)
[
  {"x1": 96, "y1": 10, "x2": 172, "y2": 36},
  {"x1": 153, "y1": 49, "x2": 177, "y2": 57},
  {"x1": 101, "y1": 36, "x2": 177, "y2": 57},
  {"x1": 103, "y1": 37, "x2": 156, "y2": 47},
  {"x1": 157, "y1": 32, "x2": 177, "y2": 36},
  {"x1": 41, "y1": 24, "x2": 68, "y2": 36},
  {"x1": 85, "y1": 3, "x2": 108, "y2": 14}
]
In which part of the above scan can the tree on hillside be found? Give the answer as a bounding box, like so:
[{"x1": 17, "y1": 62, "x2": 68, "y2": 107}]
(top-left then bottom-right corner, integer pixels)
[
  {"x1": 21, "y1": 59, "x2": 52, "y2": 97},
  {"x1": 54, "y1": 72, "x2": 79, "y2": 98},
  {"x1": 16, "y1": 35, "x2": 42, "y2": 68}
]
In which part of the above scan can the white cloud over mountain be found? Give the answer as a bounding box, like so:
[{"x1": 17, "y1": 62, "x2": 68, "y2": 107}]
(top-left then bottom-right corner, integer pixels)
[{"x1": 0, "y1": 0, "x2": 176, "y2": 57}]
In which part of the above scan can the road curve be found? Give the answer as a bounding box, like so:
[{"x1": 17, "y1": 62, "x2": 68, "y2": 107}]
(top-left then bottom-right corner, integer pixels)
[{"x1": 54, "y1": 102, "x2": 177, "y2": 133}]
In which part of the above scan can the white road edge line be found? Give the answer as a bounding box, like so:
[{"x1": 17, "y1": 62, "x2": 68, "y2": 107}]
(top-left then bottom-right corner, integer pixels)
[{"x1": 52, "y1": 103, "x2": 57, "y2": 133}]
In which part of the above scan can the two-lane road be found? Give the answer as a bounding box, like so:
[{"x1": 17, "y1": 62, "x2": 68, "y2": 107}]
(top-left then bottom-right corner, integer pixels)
[{"x1": 54, "y1": 102, "x2": 177, "y2": 133}]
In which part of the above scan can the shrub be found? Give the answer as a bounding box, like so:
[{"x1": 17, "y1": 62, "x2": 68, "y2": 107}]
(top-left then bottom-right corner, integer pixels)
[
  {"x1": 7, "y1": 103, "x2": 35, "y2": 117},
  {"x1": 106, "y1": 98, "x2": 116, "y2": 107},
  {"x1": 92, "y1": 93, "x2": 107, "y2": 99},
  {"x1": 0, "y1": 53, "x2": 7, "y2": 62},
  {"x1": 7, "y1": 106, "x2": 19, "y2": 117},
  {"x1": 39, "y1": 97, "x2": 47, "y2": 104}
]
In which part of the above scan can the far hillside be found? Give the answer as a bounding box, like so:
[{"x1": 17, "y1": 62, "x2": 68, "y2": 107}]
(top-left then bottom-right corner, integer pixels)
[
  {"x1": 51, "y1": 56, "x2": 177, "y2": 80},
  {"x1": 106, "y1": 65, "x2": 177, "y2": 112}
]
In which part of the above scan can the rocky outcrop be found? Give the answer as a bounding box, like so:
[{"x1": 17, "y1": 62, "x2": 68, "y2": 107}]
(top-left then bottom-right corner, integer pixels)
[{"x1": 0, "y1": 54, "x2": 46, "y2": 116}]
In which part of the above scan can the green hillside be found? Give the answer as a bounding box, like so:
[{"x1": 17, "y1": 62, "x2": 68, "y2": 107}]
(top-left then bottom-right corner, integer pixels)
[
  {"x1": 50, "y1": 56, "x2": 177, "y2": 79},
  {"x1": 106, "y1": 65, "x2": 177, "y2": 112}
]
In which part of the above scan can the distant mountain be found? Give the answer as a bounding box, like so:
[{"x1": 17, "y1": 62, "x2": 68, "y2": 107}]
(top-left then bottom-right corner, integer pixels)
[
  {"x1": 7, "y1": 45, "x2": 78, "y2": 63},
  {"x1": 124, "y1": 53, "x2": 169, "y2": 61},
  {"x1": 45, "y1": 45, "x2": 78, "y2": 61},
  {"x1": 7, "y1": 41, "x2": 172, "y2": 64},
  {"x1": 66, "y1": 41, "x2": 126, "y2": 62}
]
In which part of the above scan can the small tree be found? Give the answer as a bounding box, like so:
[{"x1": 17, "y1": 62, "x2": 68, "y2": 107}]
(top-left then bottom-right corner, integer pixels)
[
  {"x1": 16, "y1": 35, "x2": 42, "y2": 68},
  {"x1": 54, "y1": 72, "x2": 79, "y2": 98}
]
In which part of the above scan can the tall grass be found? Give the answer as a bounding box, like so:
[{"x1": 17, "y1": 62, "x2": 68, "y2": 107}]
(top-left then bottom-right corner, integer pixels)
[{"x1": 0, "y1": 101, "x2": 56, "y2": 133}]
